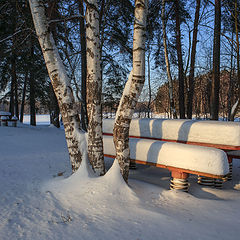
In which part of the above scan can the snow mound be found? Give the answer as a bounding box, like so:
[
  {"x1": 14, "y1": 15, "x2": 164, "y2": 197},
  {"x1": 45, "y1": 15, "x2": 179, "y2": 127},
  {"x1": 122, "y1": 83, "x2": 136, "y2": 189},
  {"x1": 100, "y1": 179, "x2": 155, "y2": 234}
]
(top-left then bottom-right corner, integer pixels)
[{"x1": 43, "y1": 159, "x2": 138, "y2": 208}]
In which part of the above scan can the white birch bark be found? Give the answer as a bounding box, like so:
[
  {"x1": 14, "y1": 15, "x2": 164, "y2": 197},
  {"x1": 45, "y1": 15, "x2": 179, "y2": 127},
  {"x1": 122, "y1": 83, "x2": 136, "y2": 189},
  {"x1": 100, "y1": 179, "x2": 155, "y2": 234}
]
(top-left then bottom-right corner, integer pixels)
[
  {"x1": 85, "y1": 0, "x2": 105, "y2": 175},
  {"x1": 29, "y1": 0, "x2": 86, "y2": 172},
  {"x1": 113, "y1": 0, "x2": 148, "y2": 182}
]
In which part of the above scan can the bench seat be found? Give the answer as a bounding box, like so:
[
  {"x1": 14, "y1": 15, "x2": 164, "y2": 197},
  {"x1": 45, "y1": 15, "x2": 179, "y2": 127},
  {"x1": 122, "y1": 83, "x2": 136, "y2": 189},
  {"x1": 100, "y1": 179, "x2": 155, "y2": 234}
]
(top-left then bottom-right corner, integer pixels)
[{"x1": 103, "y1": 135, "x2": 229, "y2": 179}]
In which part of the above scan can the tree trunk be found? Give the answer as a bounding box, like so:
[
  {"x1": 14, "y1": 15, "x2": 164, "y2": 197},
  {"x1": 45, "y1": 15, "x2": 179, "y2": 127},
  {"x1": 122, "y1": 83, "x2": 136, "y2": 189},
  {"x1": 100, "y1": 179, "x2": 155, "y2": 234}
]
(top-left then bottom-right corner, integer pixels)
[
  {"x1": 20, "y1": 72, "x2": 28, "y2": 123},
  {"x1": 210, "y1": 0, "x2": 221, "y2": 120},
  {"x1": 9, "y1": 77, "x2": 14, "y2": 116},
  {"x1": 49, "y1": 83, "x2": 60, "y2": 128},
  {"x1": 147, "y1": 52, "x2": 151, "y2": 118},
  {"x1": 113, "y1": 0, "x2": 147, "y2": 182},
  {"x1": 228, "y1": 30, "x2": 234, "y2": 121},
  {"x1": 29, "y1": 0, "x2": 85, "y2": 172},
  {"x1": 13, "y1": 58, "x2": 19, "y2": 119},
  {"x1": 9, "y1": 2, "x2": 17, "y2": 118},
  {"x1": 85, "y1": 0, "x2": 105, "y2": 175},
  {"x1": 79, "y1": 0, "x2": 88, "y2": 131},
  {"x1": 187, "y1": 0, "x2": 200, "y2": 119},
  {"x1": 29, "y1": 37, "x2": 36, "y2": 126},
  {"x1": 162, "y1": 0, "x2": 177, "y2": 119},
  {"x1": 174, "y1": 0, "x2": 185, "y2": 119},
  {"x1": 230, "y1": 0, "x2": 240, "y2": 121},
  {"x1": 46, "y1": 0, "x2": 60, "y2": 128}
]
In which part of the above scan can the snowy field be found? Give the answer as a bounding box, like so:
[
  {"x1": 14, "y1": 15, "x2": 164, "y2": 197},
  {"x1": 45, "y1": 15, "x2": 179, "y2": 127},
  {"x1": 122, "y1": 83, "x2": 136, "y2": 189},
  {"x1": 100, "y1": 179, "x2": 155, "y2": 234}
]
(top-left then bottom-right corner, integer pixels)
[
  {"x1": 22, "y1": 114, "x2": 50, "y2": 125},
  {"x1": 1, "y1": 119, "x2": 240, "y2": 239}
]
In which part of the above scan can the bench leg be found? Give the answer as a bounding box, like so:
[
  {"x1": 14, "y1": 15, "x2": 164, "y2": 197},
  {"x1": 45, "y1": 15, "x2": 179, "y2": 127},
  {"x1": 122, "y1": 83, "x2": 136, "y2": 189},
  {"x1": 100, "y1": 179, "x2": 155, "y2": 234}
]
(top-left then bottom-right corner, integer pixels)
[
  {"x1": 227, "y1": 156, "x2": 233, "y2": 181},
  {"x1": 2, "y1": 120, "x2": 8, "y2": 126},
  {"x1": 214, "y1": 178, "x2": 223, "y2": 188},
  {"x1": 198, "y1": 176, "x2": 224, "y2": 188},
  {"x1": 12, "y1": 121, "x2": 17, "y2": 127},
  {"x1": 170, "y1": 171, "x2": 189, "y2": 192},
  {"x1": 197, "y1": 176, "x2": 215, "y2": 186}
]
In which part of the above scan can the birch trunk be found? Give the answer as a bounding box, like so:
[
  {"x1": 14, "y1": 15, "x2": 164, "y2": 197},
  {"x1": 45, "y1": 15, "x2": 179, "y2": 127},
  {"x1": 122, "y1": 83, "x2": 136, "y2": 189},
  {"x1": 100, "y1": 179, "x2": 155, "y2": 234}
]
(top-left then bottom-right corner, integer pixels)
[
  {"x1": 113, "y1": 0, "x2": 147, "y2": 182},
  {"x1": 29, "y1": 0, "x2": 84, "y2": 172},
  {"x1": 85, "y1": 0, "x2": 105, "y2": 175},
  {"x1": 161, "y1": 0, "x2": 177, "y2": 119}
]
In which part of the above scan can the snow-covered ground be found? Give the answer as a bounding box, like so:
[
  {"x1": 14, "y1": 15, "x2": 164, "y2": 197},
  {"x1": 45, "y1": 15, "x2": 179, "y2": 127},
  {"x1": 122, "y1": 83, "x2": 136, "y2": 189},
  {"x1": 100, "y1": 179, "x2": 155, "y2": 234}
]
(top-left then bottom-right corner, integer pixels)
[
  {"x1": 22, "y1": 114, "x2": 50, "y2": 125},
  {"x1": 1, "y1": 120, "x2": 240, "y2": 240}
]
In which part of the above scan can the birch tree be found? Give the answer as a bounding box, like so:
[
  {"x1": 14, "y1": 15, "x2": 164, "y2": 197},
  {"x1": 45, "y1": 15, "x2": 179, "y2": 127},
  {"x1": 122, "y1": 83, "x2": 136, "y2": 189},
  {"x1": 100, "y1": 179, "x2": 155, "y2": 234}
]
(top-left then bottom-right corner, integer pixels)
[
  {"x1": 113, "y1": 0, "x2": 148, "y2": 182},
  {"x1": 29, "y1": 0, "x2": 85, "y2": 171},
  {"x1": 29, "y1": 0, "x2": 105, "y2": 175},
  {"x1": 85, "y1": 0, "x2": 105, "y2": 175}
]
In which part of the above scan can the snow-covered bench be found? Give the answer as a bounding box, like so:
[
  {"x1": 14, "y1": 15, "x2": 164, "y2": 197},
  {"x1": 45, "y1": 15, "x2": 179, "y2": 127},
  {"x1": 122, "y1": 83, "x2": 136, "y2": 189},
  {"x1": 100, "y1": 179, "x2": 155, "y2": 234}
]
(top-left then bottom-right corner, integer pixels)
[
  {"x1": 0, "y1": 111, "x2": 11, "y2": 127},
  {"x1": 103, "y1": 118, "x2": 240, "y2": 181},
  {"x1": 103, "y1": 119, "x2": 240, "y2": 150},
  {"x1": 103, "y1": 119, "x2": 230, "y2": 191},
  {"x1": 0, "y1": 115, "x2": 17, "y2": 127}
]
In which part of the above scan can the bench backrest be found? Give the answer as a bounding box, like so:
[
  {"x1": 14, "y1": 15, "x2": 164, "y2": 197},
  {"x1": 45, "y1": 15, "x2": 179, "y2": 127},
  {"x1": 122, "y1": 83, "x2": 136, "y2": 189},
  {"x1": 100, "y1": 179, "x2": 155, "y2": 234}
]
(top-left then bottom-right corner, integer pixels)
[{"x1": 103, "y1": 118, "x2": 240, "y2": 150}]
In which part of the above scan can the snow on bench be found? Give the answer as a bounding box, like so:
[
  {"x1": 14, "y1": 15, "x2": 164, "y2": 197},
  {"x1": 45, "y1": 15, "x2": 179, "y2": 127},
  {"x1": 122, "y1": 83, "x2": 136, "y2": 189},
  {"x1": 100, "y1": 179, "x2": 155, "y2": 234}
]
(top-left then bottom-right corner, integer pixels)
[
  {"x1": 0, "y1": 112, "x2": 17, "y2": 127},
  {"x1": 103, "y1": 118, "x2": 240, "y2": 182},
  {"x1": 103, "y1": 120, "x2": 229, "y2": 191},
  {"x1": 103, "y1": 118, "x2": 240, "y2": 150}
]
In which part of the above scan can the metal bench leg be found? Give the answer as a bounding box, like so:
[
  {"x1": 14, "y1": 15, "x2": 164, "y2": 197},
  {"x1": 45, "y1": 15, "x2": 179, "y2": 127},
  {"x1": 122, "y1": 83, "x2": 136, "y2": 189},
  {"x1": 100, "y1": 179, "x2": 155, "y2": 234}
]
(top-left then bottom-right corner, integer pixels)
[
  {"x1": 197, "y1": 176, "x2": 215, "y2": 186},
  {"x1": 170, "y1": 171, "x2": 189, "y2": 192},
  {"x1": 2, "y1": 120, "x2": 8, "y2": 126},
  {"x1": 227, "y1": 156, "x2": 233, "y2": 181},
  {"x1": 12, "y1": 121, "x2": 17, "y2": 127},
  {"x1": 214, "y1": 178, "x2": 223, "y2": 188}
]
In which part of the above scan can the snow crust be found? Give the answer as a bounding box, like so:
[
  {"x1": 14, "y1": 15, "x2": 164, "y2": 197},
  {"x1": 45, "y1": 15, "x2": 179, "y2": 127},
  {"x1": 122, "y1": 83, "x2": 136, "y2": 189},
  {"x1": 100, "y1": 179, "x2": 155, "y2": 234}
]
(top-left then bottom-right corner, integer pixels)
[
  {"x1": 103, "y1": 118, "x2": 240, "y2": 146},
  {"x1": 103, "y1": 135, "x2": 229, "y2": 176}
]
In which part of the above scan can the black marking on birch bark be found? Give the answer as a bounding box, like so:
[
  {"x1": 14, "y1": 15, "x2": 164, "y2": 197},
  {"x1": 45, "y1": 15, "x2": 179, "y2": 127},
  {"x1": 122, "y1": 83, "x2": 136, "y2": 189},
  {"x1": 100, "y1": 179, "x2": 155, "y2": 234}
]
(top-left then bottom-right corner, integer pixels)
[
  {"x1": 134, "y1": 25, "x2": 146, "y2": 31},
  {"x1": 133, "y1": 47, "x2": 145, "y2": 51},
  {"x1": 85, "y1": 1, "x2": 99, "y2": 13},
  {"x1": 50, "y1": 69, "x2": 58, "y2": 75},
  {"x1": 86, "y1": 48, "x2": 94, "y2": 58},
  {"x1": 135, "y1": 0, "x2": 146, "y2": 7},
  {"x1": 86, "y1": 23, "x2": 96, "y2": 31}
]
